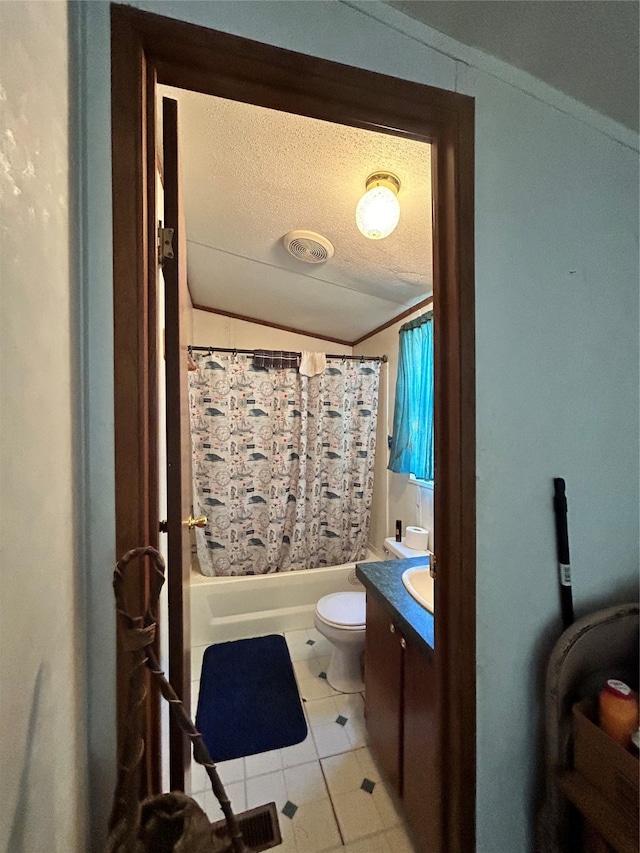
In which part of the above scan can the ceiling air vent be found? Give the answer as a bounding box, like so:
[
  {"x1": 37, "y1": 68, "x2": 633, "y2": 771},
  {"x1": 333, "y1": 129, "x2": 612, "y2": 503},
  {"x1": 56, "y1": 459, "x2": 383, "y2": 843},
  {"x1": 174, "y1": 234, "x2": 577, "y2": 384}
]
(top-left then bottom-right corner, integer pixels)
[{"x1": 283, "y1": 230, "x2": 334, "y2": 264}]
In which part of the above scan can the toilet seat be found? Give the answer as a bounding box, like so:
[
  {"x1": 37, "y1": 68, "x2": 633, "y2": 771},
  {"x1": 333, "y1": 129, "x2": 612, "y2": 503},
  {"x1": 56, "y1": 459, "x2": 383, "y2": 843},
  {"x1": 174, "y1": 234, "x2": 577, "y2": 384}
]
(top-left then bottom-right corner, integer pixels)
[{"x1": 315, "y1": 592, "x2": 366, "y2": 630}]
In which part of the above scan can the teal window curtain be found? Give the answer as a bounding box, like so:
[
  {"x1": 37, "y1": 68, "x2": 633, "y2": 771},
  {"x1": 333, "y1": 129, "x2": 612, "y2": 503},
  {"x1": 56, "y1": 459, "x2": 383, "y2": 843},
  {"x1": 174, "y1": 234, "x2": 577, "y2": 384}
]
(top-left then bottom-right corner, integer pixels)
[{"x1": 388, "y1": 312, "x2": 434, "y2": 481}]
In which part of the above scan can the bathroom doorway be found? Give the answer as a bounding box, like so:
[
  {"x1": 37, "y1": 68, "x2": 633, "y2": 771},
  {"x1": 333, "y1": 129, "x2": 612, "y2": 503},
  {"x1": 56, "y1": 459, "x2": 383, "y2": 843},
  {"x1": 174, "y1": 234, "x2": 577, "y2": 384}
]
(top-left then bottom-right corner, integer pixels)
[{"x1": 111, "y1": 6, "x2": 476, "y2": 850}]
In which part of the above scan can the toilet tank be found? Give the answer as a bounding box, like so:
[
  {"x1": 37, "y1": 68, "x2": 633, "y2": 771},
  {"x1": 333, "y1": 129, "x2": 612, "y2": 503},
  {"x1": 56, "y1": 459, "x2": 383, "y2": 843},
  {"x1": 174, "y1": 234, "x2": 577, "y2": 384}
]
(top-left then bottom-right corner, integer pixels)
[{"x1": 383, "y1": 537, "x2": 431, "y2": 560}]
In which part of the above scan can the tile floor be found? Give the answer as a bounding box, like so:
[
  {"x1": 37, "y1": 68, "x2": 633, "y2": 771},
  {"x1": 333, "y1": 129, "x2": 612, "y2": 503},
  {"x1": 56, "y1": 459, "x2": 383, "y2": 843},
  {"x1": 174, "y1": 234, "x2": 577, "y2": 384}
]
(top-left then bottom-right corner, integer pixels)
[{"x1": 189, "y1": 626, "x2": 418, "y2": 852}]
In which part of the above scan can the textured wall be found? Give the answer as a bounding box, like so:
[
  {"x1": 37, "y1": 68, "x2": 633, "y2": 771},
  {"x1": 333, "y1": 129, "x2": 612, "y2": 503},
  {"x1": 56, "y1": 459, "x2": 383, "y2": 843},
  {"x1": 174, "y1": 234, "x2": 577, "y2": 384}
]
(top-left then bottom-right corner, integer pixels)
[
  {"x1": 80, "y1": 2, "x2": 639, "y2": 849},
  {"x1": 463, "y1": 59, "x2": 639, "y2": 851},
  {"x1": 0, "y1": 2, "x2": 86, "y2": 850}
]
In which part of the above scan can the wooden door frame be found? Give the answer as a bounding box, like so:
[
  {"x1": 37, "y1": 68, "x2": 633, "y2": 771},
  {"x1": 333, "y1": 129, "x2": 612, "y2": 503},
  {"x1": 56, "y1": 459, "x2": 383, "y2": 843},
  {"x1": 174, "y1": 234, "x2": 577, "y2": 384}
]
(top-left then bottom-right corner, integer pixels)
[{"x1": 110, "y1": 4, "x2": 476, "y2": 848}]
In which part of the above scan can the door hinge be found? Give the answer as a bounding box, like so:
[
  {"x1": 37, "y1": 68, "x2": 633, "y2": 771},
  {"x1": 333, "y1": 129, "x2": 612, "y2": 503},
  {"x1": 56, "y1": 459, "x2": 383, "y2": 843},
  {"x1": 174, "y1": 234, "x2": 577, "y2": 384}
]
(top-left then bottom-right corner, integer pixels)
[
  {"x1": 158, "y1": 225, "x2": 175, "y2": 265},
  {"x1": 159, "y1": 519, "x2": 168, "y2": 533}
]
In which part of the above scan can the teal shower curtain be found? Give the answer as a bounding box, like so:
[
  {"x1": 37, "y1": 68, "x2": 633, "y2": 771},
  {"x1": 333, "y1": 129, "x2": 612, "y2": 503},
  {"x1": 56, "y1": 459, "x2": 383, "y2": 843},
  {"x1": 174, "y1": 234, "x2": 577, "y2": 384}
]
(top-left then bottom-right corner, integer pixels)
[{"x1": 388, "y1": 312, "x2": 434, "y2": 481}]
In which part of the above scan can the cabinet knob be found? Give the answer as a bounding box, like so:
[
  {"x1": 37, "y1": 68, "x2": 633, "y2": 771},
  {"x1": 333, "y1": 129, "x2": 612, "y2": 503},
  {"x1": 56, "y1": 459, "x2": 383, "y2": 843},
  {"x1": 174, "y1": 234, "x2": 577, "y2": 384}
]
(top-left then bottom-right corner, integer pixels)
[
  {"x1": 389, "y1": 623, "x2": 396, "y2": 634},
  {"x1": 400, "y1": 638, "x2": 407, "y2": 650}
]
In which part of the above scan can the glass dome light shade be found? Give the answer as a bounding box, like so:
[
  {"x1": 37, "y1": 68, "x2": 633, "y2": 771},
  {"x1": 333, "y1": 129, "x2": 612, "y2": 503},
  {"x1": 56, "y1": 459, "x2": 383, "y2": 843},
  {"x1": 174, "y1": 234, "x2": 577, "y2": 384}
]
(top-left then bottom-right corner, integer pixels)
[{"x1": 355, "y1": 174, "x2": 401, "y2": 240}]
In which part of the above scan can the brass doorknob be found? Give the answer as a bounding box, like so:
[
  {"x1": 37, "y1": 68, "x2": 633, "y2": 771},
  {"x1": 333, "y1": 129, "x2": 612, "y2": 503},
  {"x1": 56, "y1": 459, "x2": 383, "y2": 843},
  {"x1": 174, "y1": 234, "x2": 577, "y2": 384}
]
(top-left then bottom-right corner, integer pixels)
[{"x1": 185, "y1": 515, "x2": 207, "y2": 530}]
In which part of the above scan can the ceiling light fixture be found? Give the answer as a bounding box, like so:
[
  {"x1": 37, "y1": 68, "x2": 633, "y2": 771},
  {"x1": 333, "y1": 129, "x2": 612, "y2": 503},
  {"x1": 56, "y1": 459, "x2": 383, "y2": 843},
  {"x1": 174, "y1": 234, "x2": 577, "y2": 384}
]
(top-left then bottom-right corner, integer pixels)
[{"x1": 355, "y1": 172, "x2": 401, "y2": 240}]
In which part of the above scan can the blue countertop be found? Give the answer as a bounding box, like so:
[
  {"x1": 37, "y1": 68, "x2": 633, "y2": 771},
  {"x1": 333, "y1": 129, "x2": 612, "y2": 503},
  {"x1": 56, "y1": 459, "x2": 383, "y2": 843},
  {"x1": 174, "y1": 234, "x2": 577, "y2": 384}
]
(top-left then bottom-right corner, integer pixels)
[{"x1": 356, "y1": 557, "x2": 435, "y2": 651}]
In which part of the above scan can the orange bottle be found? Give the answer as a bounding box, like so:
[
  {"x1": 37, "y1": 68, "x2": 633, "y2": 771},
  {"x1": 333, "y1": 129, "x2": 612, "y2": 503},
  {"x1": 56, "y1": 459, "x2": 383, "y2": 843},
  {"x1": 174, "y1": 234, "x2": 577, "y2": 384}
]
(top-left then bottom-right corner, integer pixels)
[{"x1": 598, "y1": 679, "x2": 639, "y2": 749}]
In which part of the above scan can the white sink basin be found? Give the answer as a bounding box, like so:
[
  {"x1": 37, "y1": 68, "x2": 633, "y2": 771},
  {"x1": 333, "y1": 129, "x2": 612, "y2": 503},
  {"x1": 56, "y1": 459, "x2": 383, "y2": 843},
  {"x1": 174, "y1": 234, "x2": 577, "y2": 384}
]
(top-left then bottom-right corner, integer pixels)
[{"x1": 402, "y1": 565, "x2": 434, "y2": 613}]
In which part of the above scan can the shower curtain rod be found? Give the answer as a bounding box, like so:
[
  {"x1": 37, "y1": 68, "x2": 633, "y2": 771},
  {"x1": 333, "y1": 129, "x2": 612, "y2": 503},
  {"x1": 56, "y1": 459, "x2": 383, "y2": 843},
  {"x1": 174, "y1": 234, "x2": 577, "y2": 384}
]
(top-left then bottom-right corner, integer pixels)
[{"x1": 188, "y1": 345, "x2": 388, "y2": 363}]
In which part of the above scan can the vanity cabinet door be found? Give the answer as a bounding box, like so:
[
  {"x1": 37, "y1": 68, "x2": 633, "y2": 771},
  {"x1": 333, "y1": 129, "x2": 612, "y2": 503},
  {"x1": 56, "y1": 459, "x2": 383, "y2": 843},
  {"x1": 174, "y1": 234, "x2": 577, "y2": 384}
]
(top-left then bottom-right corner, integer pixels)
[
  {"x1": 364, "y1": 594, "x2": 404, "y2": 794},
  {"x1": 403, "y1": 638, "x2": 441, "y2": 853}
]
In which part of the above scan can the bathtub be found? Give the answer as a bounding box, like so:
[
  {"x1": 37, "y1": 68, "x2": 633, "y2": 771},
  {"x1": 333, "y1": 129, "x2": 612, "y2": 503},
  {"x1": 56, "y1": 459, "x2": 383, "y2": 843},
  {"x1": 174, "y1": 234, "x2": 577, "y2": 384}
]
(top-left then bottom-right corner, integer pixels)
[{"x1": 190, "y1": 549, "x2": 381, "y2": 646}]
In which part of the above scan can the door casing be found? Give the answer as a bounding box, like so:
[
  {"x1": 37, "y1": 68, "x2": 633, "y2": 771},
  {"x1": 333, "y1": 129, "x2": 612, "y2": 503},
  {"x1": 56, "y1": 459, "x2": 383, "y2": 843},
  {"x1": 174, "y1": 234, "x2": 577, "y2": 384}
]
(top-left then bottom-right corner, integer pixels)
[{"x1": 110, "y1": 4, "x2": 476, "y2": 849}]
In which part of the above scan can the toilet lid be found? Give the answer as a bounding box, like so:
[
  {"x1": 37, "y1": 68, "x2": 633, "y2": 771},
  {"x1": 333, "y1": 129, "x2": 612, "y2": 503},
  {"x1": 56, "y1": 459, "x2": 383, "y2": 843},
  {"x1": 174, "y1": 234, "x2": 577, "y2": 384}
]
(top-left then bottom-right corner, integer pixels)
[{"x1": 316, "y1": 592, "x2": 366, "y2": 628}]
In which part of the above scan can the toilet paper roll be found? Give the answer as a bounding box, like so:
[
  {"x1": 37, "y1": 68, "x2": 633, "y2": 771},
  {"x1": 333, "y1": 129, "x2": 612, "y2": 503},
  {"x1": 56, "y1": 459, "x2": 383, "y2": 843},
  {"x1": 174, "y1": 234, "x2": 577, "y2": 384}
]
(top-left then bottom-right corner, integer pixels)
[{"x1": 405, "y1": 526, "x2": 430, "y2": 550}]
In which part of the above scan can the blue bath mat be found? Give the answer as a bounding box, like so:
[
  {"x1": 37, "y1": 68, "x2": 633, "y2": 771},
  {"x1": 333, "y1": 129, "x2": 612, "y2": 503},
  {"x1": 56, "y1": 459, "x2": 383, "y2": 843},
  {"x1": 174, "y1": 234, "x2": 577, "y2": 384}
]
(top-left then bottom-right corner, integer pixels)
[{"x1": 195, "y1": 634, "x2": 307, "y2": 763}]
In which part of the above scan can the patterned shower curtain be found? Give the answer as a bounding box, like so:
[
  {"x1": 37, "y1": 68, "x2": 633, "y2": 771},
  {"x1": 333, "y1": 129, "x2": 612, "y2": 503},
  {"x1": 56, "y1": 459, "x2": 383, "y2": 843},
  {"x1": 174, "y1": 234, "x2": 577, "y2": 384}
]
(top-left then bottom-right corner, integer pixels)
[{"x1": 189, "y1": 352, "x2": 380, "y2": 577}]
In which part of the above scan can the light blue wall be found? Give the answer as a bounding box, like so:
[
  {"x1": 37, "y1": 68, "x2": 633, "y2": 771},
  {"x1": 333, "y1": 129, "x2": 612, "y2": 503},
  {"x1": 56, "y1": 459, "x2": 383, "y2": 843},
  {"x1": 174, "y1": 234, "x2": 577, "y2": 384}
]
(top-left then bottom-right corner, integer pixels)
[
  {"x1": 78, "y1": 2, "x2": 639, "y2": 849},
  {"x1": 462, "y1": 63, "x2": 639, "y2": 851}
]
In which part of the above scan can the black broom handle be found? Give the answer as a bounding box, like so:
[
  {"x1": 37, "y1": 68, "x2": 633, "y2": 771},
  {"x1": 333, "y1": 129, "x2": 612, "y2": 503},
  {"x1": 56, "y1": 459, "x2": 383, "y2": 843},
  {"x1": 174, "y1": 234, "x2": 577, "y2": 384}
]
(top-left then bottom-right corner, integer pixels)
[{"x1": 553, "y1": 478, "x2": 574, "y2": 630}]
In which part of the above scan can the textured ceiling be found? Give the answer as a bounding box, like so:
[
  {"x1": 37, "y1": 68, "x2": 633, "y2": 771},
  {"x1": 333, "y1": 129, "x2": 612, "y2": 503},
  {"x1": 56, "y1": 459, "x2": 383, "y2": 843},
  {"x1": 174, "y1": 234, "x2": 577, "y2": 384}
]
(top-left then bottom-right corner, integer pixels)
[
  {"x1": 159, "y1": 86, "x2": 433, "y2": 343},
  {"x1": 391, "y1": 1, "x2": 639, "y2": 133}
]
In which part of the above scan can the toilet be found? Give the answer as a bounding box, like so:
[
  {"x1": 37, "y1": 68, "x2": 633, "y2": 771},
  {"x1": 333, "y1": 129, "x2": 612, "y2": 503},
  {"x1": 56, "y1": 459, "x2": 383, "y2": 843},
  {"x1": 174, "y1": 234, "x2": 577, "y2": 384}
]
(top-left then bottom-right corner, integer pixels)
[{"x1": 314, "y1": 591, "x2": 366, "y2": 693}]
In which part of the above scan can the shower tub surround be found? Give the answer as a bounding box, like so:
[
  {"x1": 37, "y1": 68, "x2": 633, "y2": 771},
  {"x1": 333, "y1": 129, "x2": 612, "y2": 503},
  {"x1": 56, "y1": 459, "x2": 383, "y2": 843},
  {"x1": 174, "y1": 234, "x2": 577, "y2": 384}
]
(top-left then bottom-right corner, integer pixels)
[{"x1": 191, "y1": 551, "x2": 379, "y2": 645}]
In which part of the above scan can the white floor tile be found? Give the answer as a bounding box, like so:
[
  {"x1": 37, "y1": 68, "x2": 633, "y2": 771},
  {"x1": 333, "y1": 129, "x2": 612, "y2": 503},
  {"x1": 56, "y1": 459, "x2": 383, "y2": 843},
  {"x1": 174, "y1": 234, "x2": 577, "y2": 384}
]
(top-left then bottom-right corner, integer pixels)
[
  {"x1": 290, "y1": 799, "x2": 342, "y2": 852},
  {"x1": 372, "y1": 778, "x2": 403, "y2": 828},
  {"x1": 191, "y1": 644, "x2": 209, "y2": 679},
  {"x1": 305, "y1": 695, "x2": 346, "y2": 728},
  {"x1": 274, "y1": 812, "x2": 298, "y2": 853},
  {"x1": 191, "y1": 679, "x2": 200, "y2": 707},
  {"x1": 190, "y1": 755, "x2": 246, "y2": 795},
  {"x1": 245, "y1": 769, "x2": 287, "y2": 811},
  {"x1": 353, "y1": 746, "x2": 381, "y2": 782},
  {"x1": 311, "y1": 722, "x2": 353, "y2": 759},
  {"x1": 285, "y1": 628, "x2": 312, "y2": 646},
  {"x1": 344, "y1": 713, "x2": 370, "y2": 749},
  {"x1": 189, "y1": 758, "x2": 210, "y2": 795},
  {"x1": 286, "y1": 629, "x2": 320, "y2": 662},
  {"x1": 283, "y1": 760, "x2": 329, "y2": 806},
  {"x1": 332, "y1": 788, "x2": 384, "y2": 843},
  {"x1": 190, "y1": 630, "x2": 409, "y2": 853},
  {"x1": 289, "y1": 643, "x2": 319, "y2": 663},
  {"x1": 311, "y1": 656, "x2": 344, "y2": 696},
  {"x1": 306, "y1": 694, "x2": 366, "y2": 751},
  {"x1": 191, "y1": 787, "x2": 215, "y2": 818},
  {"x1": 321, "y1": 751, "x2": 365, "y2": 798},
  {"x1": 216, "y1": 780, "x2": 247, "y2": 824},
  {"x1": 341, "y1": 834, "x2": 392, "y2": 852},
  {"x1": 193, "y1": 780, "x2": 246, "y2": 824},
  {"x1": 297, "y1": 675, "x2": 335, "y2": 701},
  {"x1": 280, "y1": 731, "x2": 318, "y2": 768},
  {"x1": 316, "y1": 654, "x2": 332, "y2": 673},
  {"x1": 383, "y1": 824, "x2": 419, "y2": 852},
  {"x1": 305, "y1": 627, "x2": 323, "y2": 642},
  {"x1": 244, "y1": 748, "x2": 283, "y2": 778},
  {"x1": 293, "y1": 656, "x2": 323, "y2": 680},
  {"x1": 306, "y1": 629, "x2": 334, "y2": 658},
  {"x1": 333, "y1": 692, "x2": 365, "y2": 716},
  {"x1": 217, "y1": 757, "x2": 246, "y2": 785}
]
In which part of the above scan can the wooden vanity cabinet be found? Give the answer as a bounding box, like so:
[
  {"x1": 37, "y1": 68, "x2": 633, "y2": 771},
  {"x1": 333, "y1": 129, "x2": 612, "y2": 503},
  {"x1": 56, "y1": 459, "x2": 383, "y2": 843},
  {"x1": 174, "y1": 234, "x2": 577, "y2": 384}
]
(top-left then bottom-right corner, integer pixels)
[
  {"x1": 364, "y1": 592, "x2": 404, "y2": 793},
  {"x1": 403, "y1": 633, "x2": 441, "y2": 853},
  {"x1": 364, "y1": 594, "x2": 441, "y2": 853}
]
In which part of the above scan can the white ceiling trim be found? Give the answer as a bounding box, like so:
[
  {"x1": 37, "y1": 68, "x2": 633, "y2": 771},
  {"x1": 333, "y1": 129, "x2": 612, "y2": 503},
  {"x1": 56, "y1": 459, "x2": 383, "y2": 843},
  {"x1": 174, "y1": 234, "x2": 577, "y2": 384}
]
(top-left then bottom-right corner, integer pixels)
[{"x1": 345, "y1": 1, "x2": 640, "y2": 153}]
